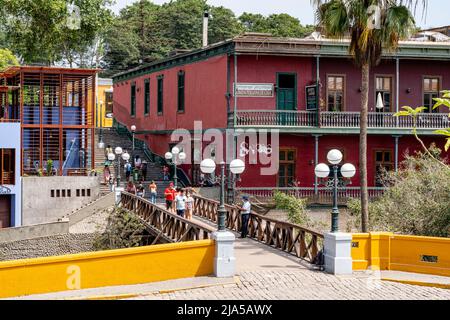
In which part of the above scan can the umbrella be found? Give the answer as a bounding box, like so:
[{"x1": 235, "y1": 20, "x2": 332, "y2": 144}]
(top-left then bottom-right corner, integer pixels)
[{"x1": 376, "y1": 92, "x2": 384, "y2": 110}]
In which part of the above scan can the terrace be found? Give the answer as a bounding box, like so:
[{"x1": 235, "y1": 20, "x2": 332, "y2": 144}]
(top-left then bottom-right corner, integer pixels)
[{"x1": 235, "y1": 110, "x2": 449, "y2": 132}]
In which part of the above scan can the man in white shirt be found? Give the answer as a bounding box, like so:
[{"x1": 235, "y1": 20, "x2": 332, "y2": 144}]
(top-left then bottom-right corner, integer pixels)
[
  {"x1": 239, "y1": 196, "x2": 251, "y2": 238},
  {"x1": 175, "y1": 188, "x2": 187, "y2": 218}
]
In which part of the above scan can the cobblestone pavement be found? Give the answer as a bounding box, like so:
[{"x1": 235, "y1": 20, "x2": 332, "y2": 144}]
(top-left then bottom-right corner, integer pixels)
[{"x1": 130, "y1": 270, "x2": 450, "y2": 300}]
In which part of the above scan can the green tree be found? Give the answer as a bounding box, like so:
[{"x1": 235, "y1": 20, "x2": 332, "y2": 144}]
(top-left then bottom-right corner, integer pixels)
[
  {"x1": 0, "y1": 48, "x2": 19, "y2": 70},
  {"x1": 347, "y1": 146, "x2": 450, "y2": 237},
  {"x1": 103, "y1": 0, "x2": 243, "y2": 74},
  {"x1": 312, "y1": 0, "x2": 421, "y2": 232},
  {"x1": 239, "y1": 12, "x2": 314, "y2": 37},
  {"x1": 209, "y1": 6, "x2": 244, "y2": 44},
  {"x1": 0, "y1": 0, "x2": 113, "y2": 66}
]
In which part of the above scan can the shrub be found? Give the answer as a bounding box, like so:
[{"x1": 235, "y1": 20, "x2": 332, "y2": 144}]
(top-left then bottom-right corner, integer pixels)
[
  {"x1": 347, "y1": 146, "x2": 450, "y2": 237},
  {"x1": 273, "y1": 191, "x2": 310, "y2": 225},
  {"x1": 94, "y1": 207, "x2": 148, "y2": 250}
]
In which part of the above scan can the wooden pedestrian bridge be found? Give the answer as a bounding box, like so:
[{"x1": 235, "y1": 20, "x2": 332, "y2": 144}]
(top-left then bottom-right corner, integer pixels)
[{"x1": 120, "y1": 192, "x2": 323, "y2": 264}]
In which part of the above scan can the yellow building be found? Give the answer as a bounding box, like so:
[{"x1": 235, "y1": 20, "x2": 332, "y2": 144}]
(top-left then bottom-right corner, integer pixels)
[{"x1": 96, "y1": 77, "x2": 113, "y2": 128}]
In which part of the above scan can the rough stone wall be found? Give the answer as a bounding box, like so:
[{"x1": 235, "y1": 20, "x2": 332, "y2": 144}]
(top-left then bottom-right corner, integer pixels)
[{"x1": 0, "y1": 233, "x2": 98, "y2": 261}]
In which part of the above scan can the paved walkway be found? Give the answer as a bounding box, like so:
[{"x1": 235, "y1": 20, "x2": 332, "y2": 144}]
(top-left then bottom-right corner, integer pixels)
[{"x1": 9, "y1": 203, "x2": 450, "y2": 300}]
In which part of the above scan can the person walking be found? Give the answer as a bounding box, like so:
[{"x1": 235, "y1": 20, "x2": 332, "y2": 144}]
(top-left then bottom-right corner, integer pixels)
[
  {"x1": 141, "y1": 160, "x2": 148, "y2": 181},
  {"x1": 164, "y1": 182, "x2": 176, "y2": 212},
  {"x1": 126, "y1": 180, "x2": 136, "y2": 195},
  {"x1": 239, "y1": 196, "x2": 251, "y2": 239},
  {"x1": 124, "y1": 160, "x2": 132, "y2": 181},
  {"x1": 175, "y1": 188, "x2": 187, "y2": 218},
  {"x1": 103, "y1": 164, "x2": 111, "y2": 184},
  {"x1": 149, "y1": 180, "x2": 157, "y2": 204},
  {"x1": 104, "y1": 145, "x2": 113, "y2": 160},
  {"x1": 136, "y1": 181, "x2": 145, "y2": 198},
  {"x1": 163, "y1": 165, "x2": 169, "y2": 181},
  {"x1": 185, "y1": 191, "x2": 194, "y2": 220}
]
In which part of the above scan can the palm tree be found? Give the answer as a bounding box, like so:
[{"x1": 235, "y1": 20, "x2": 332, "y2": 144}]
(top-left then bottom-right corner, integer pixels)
[{"x1": 312, "y1": 0, "x2": 424, "y2": 232}]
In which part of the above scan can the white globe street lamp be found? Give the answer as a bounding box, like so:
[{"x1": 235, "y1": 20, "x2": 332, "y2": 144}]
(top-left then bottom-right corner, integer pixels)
[
  {"x1": 341, "y1": 163, "x2": 356, "y2": 179},
  {"x1": 115, "y1": 146, "x2": 123, "y2": 155},
  {"x1": 314, "y1": 163, "x2": 330, "y2": 178},
  {"x1": 107, "y1": 153, "x2": 115, "y2": 162},
  {"x1": 314, "y1": 149, "x2": 356, "y2": 232},
  {"x1": 165, "y1": 147, "x2": 185, "y2": 188},
  {"x1": 200, "y1": 158, "x2": 216, "y2": 174},
  {"x1": 230, "y1": 159, "x2": 245, "y2": 175},
  {"x1": 327, "y1": 149, "x2": 343, "y2": 165},
  {"x1": 122, "y1": 152, "x2": 130, "y2": 162},
  {"x1": 200, "y1": 158, "x2": 245, "y2": 231}
]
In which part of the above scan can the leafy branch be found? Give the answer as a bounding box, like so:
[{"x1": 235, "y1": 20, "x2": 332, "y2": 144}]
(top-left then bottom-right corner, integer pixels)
[{"x1": 394, "y1": 105, "x2": 450, "y2": 170}]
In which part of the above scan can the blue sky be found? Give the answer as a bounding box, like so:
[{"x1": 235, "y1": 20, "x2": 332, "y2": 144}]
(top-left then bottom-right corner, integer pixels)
[{"x1": 112, "y1": 0, "x2": 449, "y2": 29}]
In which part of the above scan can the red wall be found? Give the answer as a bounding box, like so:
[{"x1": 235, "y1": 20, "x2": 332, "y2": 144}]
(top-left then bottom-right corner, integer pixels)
[
  {"x1": 319, "y1": 58, "x2": 450, "y2": 112},
  {"x1": 231, "y1": 55, "x2": 315, "y2": 111},
  {"x1": 237, "y1": 134, "x2": 449, "y2": 188}
]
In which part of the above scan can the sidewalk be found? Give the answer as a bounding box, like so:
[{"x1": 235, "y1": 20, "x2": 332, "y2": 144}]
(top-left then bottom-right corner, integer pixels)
[
  {"x1": 381, "y1": 271, "x2": 450, "y2": 289},
  {"x1": 8, "y1": 276, "x2": 237, "y2": 300}
]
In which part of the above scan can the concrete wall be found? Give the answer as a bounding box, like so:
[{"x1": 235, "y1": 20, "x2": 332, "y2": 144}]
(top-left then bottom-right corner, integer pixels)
[
  {"x1": 0, "y1": 122, "x2": 22, "y2": 227},
  {"x1": 67, "y1": 192, "x2": 114, "y2": 226},
  {"x1": 0, "y1": 239, "x2": 214, "y2": 298},
  {"x1": 22, "y1": 176, "x2": 100, "y2": 226},
  {"x1": 0, "y1": 221, "x2": 69, "y2": 243}
]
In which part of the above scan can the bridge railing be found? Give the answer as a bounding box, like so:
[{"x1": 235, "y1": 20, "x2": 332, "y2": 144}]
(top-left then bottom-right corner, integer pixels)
[
  {"x1": 121, "y1": 192, "x2": 215, "y2": 242},
  {"x1": 193, "y1": 195, "x2": 324, "y2": 263}
]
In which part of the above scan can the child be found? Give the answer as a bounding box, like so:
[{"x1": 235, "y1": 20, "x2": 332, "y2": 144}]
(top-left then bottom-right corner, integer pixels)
[{"x1": 185, "y1": 191, "x2": 194, "y2": 220}]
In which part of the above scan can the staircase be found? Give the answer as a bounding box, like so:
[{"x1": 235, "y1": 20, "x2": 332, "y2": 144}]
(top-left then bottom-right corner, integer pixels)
[{"x1": 94, "y1": 128, "x2": 172, "y2": 198}]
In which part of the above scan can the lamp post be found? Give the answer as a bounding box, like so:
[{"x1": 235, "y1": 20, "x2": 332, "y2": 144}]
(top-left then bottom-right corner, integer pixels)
[
  {"x1": 112, "y1": 147, "x2": 130, "y2": 187},
  {"x1": 131, "y1": 125, "x2": 136, "y2": 155},
  {"x1": 314, "y1": 149, "x2": 356, "y2": 233},
  {"x1": 165, "y1": 147, "x2": 187, "y2": 188},
  {"x1": 200, "y1": 158, "x2": 245, "y2": 231}
]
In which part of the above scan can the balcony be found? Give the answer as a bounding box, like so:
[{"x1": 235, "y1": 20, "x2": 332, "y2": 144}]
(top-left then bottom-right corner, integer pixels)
[
  {"x1": 237, "y1": 187, "x2": 386, "y2": 205},
  {"x1": 235, "y1": 110, "x2": 449, "y2": 131}
]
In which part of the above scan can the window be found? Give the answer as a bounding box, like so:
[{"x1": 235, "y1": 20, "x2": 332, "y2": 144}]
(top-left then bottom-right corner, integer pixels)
[
  {"x1": 374, "y1": 150, "x2": 393, "y2": 187},
  {"x1": 278, "y1": 149, "x2": 296, "y2": 187},
  {"x1": 177, "y1": 71, "x2": 185, "y2": 112},
  {"x1": 157, "y1": 76, "x2": 164, "y2": 114},
  {"x1": 130, "y1": 82, "x2": 136, "y2": 117},
  {"x1": 327, "y1": 75, "x2": 345, "y2": 112},
  {"x1": 375, "y1": 76, "x2": 392, "y2": 112},
  {"x1": 144, "y1": 79, "x2": 150, "y2": 115},
  {"x1": 105, "y1": 91, "x2": 113, "y2": 115},
  {"x1": 0, "y1": 149, "x2": 15, "y2": 185},
  {"x1": 423, "y1": 77, "x2": 440, "y2": 113}
]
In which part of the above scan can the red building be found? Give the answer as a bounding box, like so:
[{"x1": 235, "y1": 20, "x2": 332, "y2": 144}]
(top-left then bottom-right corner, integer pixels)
[{"x1": 112, "y1": 34, "x2": 450, "y2": 196}]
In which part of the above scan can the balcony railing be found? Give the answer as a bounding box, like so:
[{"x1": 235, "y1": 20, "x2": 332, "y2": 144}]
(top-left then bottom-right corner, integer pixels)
[
  {"x1": 237, "y1": 187, "x2": 386, "y2": 205},
  {"x1": 236, "y1": 110, "x2": 449, "y2": 130}
]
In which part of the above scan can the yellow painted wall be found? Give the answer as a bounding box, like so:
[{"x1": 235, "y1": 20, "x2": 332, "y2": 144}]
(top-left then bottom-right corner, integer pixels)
[
  {"x1": 0, "y1": 240, "x2": 214, "y2": 299},
  {"x1": 352, "y1": 233, "x2": 450, "y2": 277},
  {"x1": 96, "y1": 83, "x2": 113, "y2": 128}
]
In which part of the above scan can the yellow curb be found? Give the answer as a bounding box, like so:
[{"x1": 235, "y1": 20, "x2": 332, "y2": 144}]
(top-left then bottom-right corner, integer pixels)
[
  {"x1": 382, "y1": 277, "x2": 450, "y2": 290},
  {"x1": 62, "y1": 277, "x2": 240, "y2": 300}
]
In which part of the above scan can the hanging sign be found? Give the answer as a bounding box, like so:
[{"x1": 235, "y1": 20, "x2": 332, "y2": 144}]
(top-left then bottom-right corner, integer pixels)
[
  {"x1": 234, "y1": 83, "x2": 274, "y2": 97},
  {"x1": 305, "y1": 85, "x2": 318, "y2": 110}
]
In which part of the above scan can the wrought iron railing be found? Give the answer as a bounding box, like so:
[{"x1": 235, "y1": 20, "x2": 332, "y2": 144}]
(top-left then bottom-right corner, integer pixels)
[
  {"x1": 236, "y1": 187, "x2": 386, "y2": 205},
  {"x1": 236, "y1": 110, "x2": 449, "y2": 129}
]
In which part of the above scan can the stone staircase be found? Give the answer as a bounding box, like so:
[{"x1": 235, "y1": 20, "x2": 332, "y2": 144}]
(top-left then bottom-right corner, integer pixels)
[{"x1": 94, "y1": 128, "x2": 171, "y2": 198}]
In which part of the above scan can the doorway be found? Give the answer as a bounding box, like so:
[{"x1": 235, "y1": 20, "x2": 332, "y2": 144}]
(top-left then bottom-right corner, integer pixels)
[
  {"x1": 0, "y1": 195, "x2": 11, "y2": 228},
  {"x1": 277, "y1": 73, "x2": 297, "y2": 111}
]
